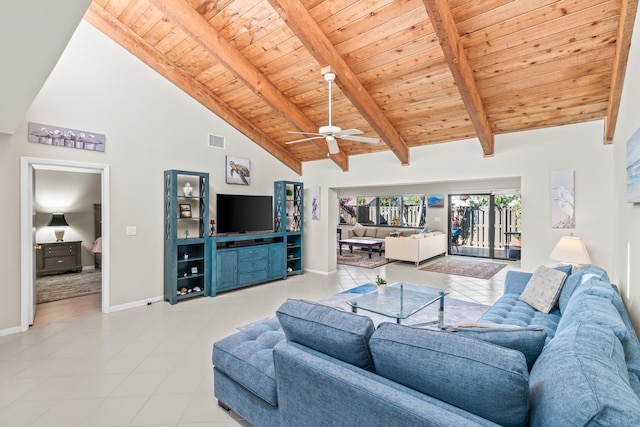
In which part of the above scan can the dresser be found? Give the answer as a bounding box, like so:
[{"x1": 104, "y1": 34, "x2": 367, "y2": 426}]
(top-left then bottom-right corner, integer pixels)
[{"x1": 36, "y1": 241, "x2": 83, "y2": 276}]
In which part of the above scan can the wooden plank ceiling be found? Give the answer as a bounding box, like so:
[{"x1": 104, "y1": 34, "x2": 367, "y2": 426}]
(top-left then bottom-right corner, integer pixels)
[{"x1": 85, "y1": 0, "x2": 638, "y2": 173}]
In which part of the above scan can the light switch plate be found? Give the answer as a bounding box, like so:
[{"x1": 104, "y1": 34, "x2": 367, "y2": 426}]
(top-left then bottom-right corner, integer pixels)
[{"x1": 126, "y1": 226, "x2": 137, "y2": 236}]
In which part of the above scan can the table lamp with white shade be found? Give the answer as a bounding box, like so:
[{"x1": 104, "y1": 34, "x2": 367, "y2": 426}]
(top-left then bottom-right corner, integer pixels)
[{"x1": 549, "y1": 235, "x2": 591, "y2": 267}]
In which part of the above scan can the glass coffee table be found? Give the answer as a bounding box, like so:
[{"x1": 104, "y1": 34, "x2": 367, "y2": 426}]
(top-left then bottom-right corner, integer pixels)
[{"x1": 347, "y1": 283, "x2": 448, "y2": 328}]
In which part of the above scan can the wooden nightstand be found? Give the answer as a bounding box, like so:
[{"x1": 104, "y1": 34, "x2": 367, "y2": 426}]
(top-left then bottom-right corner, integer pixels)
[{"x1": 36, "y1": 241, "x2": 82, "y2": 276}]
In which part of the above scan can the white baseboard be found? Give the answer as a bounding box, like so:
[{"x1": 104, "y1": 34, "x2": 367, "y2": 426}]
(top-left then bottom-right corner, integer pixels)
[
  {"x1": 109, "y1": 295, "x2": 163, "y2": 313},
  {"x1": 304, "y1": 268, "x2": 336, "y2": 275},
  {"x1": 0, "y1": 326, "x2": 23, "y2": 337}
]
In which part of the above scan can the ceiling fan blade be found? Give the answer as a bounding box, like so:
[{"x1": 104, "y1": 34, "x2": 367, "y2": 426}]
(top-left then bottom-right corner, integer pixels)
[
  {"x1": 286, "y1": 136, "x2": 325, "y2": 144},
  {"x1": 335, "y1": 129, "x2": 363, "y2": 136},
  {"x1": 338, "y1": 135, "x2": 380, "y2": 144}
]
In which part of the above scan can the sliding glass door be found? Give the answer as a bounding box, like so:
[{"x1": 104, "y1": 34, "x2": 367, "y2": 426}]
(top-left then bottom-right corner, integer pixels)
[{"x1": 449, "y1": 193, "x2": 521, "y2": 260}]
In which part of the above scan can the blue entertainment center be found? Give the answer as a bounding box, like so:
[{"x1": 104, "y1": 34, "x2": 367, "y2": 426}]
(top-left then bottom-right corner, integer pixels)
[{"x1": 164, "y1": 172, "x2": 303, "y2": 303}]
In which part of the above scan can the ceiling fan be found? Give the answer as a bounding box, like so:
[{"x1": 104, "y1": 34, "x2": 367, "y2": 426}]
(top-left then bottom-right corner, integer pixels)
[{"x1": 286, "y1": 72, "x2": 380, "y2": 154}]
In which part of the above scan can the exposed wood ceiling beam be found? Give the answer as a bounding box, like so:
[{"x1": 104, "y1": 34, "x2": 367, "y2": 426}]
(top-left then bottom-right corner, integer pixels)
[
  {"x1": 604, "y1": 0, "x2": 638, "y2": 143},
  {"x1": 423, "y1": 0, "x2": 494, "y2": 157},
  {"x1": 146, "y1": 0, "x2": 348, "y2": 171},
  {"x1": 84, "y1": 3, "x2": 304, "y2": 174},
  {"x1": 267, "y1": 0, "x2": 410, "y2": 166}
]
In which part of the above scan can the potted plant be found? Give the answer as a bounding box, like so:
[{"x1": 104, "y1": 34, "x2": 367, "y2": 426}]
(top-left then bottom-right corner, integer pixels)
[{"x1": 375, "y1": 275, "x2": 387, "y2": 295}]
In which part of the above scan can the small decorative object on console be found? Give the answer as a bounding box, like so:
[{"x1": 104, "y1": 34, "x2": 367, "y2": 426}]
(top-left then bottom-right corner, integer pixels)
[
  {"x1": 183, "y1": 182, "x2": 193, "y2": 196},
  {"x1": 376, "y1": 275, "x2": 387, "y2": 295}
]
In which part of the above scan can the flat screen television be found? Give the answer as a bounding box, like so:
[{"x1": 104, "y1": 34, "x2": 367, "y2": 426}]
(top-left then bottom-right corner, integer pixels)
[{"x1": 217, "y1": 194, "x2": 273, "y2": 234}]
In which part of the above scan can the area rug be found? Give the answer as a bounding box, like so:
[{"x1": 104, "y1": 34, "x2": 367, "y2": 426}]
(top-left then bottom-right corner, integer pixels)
[
  {"x1": 319, "y1": 283, "x2": 490, "y2": 328},
  {"x1": 420, "y1": 258, "x2": 507, "y2": 280},
  {"x1": 337, "y1": 250, "x2": 392, "y2": 269},
  {"x1": 36, "y1": 270, "x2": 102, "y2": 304}
]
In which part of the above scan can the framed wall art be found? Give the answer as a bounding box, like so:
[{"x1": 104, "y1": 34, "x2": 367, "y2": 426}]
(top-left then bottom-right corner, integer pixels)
[
  {"x1": 28, "y1": 122, "x2": 106, "y2": 152},
  {"x1": 311, "y1": 185, "x2": 320, "y2": 220},
  {"x1": 551, "y1": 170, "x2": 575, "y2": 229},
  {"x1": 626, "y1": 127, "x2": 640, "y2": 203},
  {"x1": 226, "y1": 156, "x2": 250, "y2": 185},
  {"x1": 427, "y1": 194, "x2": 444, "y2": 208}
]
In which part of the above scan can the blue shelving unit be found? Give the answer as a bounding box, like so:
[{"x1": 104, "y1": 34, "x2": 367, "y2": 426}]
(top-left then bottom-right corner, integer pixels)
[{"x1": 164, "y1": 170, "x2": 211, "y2": 304}]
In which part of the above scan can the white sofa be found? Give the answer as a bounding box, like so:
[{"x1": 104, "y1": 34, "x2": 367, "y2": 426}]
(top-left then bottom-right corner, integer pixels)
[
  {"x1": 345, "y1": 225, "x2": 420, "y2": 249},
  {"x1": 384, "y1": 232, "x2": 448, "y2": 266}
]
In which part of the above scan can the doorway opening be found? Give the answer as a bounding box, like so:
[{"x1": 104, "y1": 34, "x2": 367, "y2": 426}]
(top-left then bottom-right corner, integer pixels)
[
  {"x1": 20, "y1": 157, "x2": 110, "y2": 331},
  {"x1": 448, "y1": 192, "x2": 521, "y2": 260}
]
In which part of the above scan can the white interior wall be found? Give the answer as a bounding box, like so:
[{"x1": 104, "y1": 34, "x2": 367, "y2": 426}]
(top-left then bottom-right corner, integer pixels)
[
  {"x1": 303, "y1": 120, "x2": 614, "y2": 275},
  {"x1": 0, "y1": 21, "x2": 298, "y2": 331},
  {"x1": 612, "y1": 9, "x2": 640, "y2": 330}
]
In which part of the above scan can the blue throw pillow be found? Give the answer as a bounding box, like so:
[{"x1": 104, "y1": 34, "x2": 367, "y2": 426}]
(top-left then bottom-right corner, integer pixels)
[
  {"x1": 370, "y1": 323, "x2": 529, "y2": 427},
  {"x1": 445, "y1": 324, "x2": 546, "y2": 370},
  {"x1": 558, "y1": 265, "x2": 610, "y2": 314},
  {"x1": 557, "y1": 292, "x2": 627, "y2": 341},
  {"x1": 276, "y1": 299, "x2": 375, "y2": 371}
]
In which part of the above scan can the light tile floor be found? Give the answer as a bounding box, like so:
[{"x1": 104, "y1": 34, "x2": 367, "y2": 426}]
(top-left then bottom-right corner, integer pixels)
[{"x1": 0, "y1": 256, "x2": 519, "y2": 426}]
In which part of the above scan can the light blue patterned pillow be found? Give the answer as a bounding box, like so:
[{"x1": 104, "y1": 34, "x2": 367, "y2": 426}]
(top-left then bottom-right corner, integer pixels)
[{"x1": 520, "y1": 265, "x2": 567, "y2": 313}]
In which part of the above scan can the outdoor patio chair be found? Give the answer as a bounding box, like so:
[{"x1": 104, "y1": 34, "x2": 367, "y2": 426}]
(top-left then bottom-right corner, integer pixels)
[{"x1": 451, "y1": 227, "x2": 462, "y2": 253}]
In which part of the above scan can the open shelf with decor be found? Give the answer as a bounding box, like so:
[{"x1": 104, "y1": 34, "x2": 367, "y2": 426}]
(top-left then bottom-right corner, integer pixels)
[
  {"x1": 274, "y1": 181, "x2": 304, "y2": 275},
  {"x1": 164, "y1": 170, "x2": 211, "y2": 304}
]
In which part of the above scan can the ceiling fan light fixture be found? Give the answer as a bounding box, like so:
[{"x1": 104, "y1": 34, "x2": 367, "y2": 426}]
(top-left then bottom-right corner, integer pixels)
[{"x1": 325, "y1": 135, "x2": 339, "y2": 154}]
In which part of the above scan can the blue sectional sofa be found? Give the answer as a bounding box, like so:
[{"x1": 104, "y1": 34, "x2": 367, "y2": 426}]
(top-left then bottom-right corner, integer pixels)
[{"x1": 212, "y1": 265, "x2": 640, "y2": 426}]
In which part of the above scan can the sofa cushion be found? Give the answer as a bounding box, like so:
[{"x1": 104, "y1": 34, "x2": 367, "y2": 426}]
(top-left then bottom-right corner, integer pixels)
[
  {"x1": 558, "y1": 265, "x2": 609, "y2": 314},
  {"x1": 376, "y1": 228, "x2": 390, "y2": 239},
  {"x1": 478, "y1": 294, "x2": 562, "y2": 341},
  {"x1": 276, "y1": 299, "x2": 375, "y2": 371},
  {"x1": 519, "y1": 265, "x2": 567, "y2": 313},
  {"x1": 352, "y1": 222, "x2": 365, "y2": 237},
  {"x1": 557, "y1": 292, "x2": 627, "y2": 341},
  {"x1": 370, "y1": 323, "x2": 530, "y2": 427},
  {"x1": 529, "y1": 323, "x2": 640, "y2": 426},
  {"x1": 212, "y1": 317, "x2": 285, "y2": 406},
  {"x1": 444, "y1": 324, "x2": 547, "y2": 370},
  {"x1": 363, "y1": 227, "x2": 376, "y2": 238}
]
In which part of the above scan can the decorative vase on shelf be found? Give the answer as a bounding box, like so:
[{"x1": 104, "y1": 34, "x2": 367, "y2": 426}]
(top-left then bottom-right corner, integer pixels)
[{"x1": 183, "y1": 182, "x2": 193, "y2": 197}]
